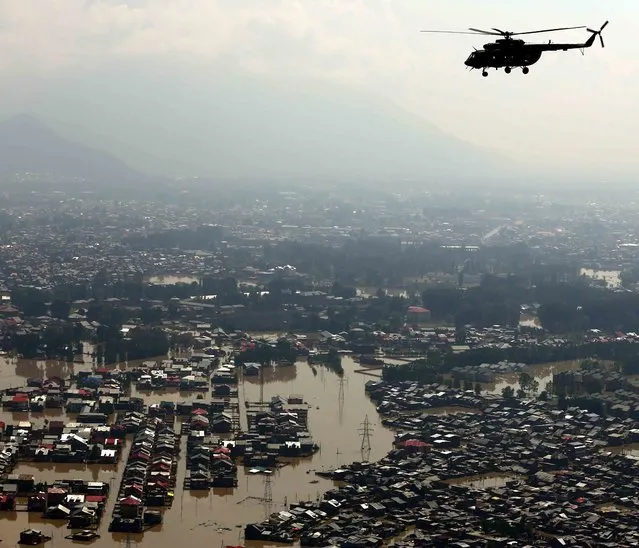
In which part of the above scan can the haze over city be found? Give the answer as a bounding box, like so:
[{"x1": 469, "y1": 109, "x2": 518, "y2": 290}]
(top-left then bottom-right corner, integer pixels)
[
  {"x1": 0, "y1": 0, "x2": 630, "y2": 184},
  {"x1": 6, "y1": 2, "x2": 639, "y2": 547}
]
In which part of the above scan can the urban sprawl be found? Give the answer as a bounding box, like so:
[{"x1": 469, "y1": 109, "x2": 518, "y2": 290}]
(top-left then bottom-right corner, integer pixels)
[{"x1": 2, "y1": 184, "x2": 639, "y2": 546}]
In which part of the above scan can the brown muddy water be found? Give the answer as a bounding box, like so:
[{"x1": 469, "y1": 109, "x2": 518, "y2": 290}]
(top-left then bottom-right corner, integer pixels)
[
  {"x1": 0, "y1": 354, "x2": 396, "y2": 547},
  {"x1": 603, "y1": 443, "x2": 639, "y2": 456},
  {"x1": 482, "y1": 359, "x2": 584, "y2": 395},
  {"x1": 445, "y1": 472, "x2": 522, "y2": 489}
]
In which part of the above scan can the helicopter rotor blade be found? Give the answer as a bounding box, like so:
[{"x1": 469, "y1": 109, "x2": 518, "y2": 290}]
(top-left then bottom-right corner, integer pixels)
[
  {"x1": 468, "y1": 27, "x2": 502, "y2": 35},
  {"x1": 420, "y1": 30, "x2": 488, "y2": 35},
  {"x1": 586, "y1": 21, "x2": 608, "y2": 48},
  {"x1": 511, "y1": 25, "x2": 586, "y2": 36}
]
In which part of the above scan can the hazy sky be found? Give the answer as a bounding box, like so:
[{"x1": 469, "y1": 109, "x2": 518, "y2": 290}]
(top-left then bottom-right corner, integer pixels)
[{"x1": 0, "y1": 1, "x2": 633, "y2": 179}]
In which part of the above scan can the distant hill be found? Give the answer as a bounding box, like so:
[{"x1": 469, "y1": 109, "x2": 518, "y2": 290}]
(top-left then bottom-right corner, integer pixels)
[
  {"x1": 29, "y1": 62, "x2": 514, "y2": 184},
  {"x1": 0, "y1": 114, "x2": 145, "y2": 184}
]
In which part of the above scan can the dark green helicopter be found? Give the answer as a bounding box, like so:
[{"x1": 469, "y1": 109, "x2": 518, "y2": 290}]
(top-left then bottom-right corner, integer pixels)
[{"x1": 421, "y1": 21, "x2": 608, "y2": 76}]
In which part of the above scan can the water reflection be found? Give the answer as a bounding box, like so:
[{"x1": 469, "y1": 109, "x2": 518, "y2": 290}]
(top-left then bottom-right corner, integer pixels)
[
  {"x1": 15, "y1": 463, "x2": 120, "y2": 483},
  {"x1": 446, "y1": 472, "x2": 522, "y2": 489},
  {"x1": 603, "y1": 443, "x2": 639, "y2": 456},
  {"x1": 243, "y1": 364, "x2": 298, "y2": 385},
  {"x1": 483, "y1": 360, "x2": 583, "y2": 395}
]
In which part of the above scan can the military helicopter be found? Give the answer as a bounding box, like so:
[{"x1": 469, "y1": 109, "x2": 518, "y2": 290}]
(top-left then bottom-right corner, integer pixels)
[{"x1": 421, "y1": 21, "x2": 608, "y2": 76}]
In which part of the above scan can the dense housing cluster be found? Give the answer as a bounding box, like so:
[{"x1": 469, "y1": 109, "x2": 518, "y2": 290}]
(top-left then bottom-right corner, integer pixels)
[
  {"x1": 246, "y1": 383, "x2": 639, "y2": 546},
  {"x1": 3, "y1": 185, "x2": 639, "y2": 545}
]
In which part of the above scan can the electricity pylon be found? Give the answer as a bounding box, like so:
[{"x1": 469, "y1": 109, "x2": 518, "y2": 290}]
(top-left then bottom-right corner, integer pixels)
[{"x1": 358, "y1": 415, "x2": 373, "y2": 461}]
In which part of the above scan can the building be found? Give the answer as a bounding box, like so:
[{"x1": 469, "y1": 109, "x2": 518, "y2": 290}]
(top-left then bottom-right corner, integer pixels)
[{"x1": 406, "y1": 306, "x2": 432, "y2": 326}]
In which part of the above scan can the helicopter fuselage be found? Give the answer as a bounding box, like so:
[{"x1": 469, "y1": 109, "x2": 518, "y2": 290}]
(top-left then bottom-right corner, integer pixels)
[
  {"x1": 464, "y1": 36, "x2": 594, "y2": 71},
  {"x1": 465, "y1": 45, "x2": 542, "y2": 69}
]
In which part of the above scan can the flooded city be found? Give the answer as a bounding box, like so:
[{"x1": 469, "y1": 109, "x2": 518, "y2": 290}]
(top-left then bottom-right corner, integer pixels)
[
  {"x1": 0, "y1": 343, "x2": 636, "y2": 547},
  {"x1": 0, "y1": 351, "x2": 397, "y2": 547},
  {"x1": 0, "y1": 0, "x2": 637, "y2": 543}
]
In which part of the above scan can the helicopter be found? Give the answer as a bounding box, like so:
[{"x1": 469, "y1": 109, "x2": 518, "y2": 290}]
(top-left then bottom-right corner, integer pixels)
[{"x1": 421, "y1": 21, "x2": 608, "y2": 76}]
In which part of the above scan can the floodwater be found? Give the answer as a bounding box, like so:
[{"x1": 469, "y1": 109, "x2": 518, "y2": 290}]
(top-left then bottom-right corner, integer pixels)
[
  {"x1": 482, "y1": 359, "x2": 583, "y2": 396},
  {"x1": 518, "y1": 315, "x2": 541, "y2": 329},
  {"x1": 445, "y1": 472, "x2": 521, "y2": 489},
  {"x1": 421, "y1": 406, "x2": 481, "y2": 416},
  {"x1": 0, "y1": 354, "x2": 396, "y2": 547},
  {"x1": 147, "y1": 275, "x2": 200, "y2": 286},
  {"x1": 602, "y1": 443, "x2": 639, "y2": 457},
  {"x1": 580, "y1": 268, "x2": 622, "y2": 289}
]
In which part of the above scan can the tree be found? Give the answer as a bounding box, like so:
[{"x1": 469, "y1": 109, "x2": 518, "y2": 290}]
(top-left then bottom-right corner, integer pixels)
[
  {"x1": 530, "y1": 378, "x2": 539, "y2": 395},
  {"x1": 455, "y1": 326, "x2": 468, "y2": 344},
  {"x1": 275, "y1": 339, "x2": 297, "y2": 364},
  {"x1": 167, "y1": 302, "x2": 180, "y2": 320},
  {"x1": 580, "y1": 359, "x2": 602, "y2": 371},
  {"x1": 474, "y1": 382, "x2": 482, "y2": 395},
  {"x1": 12, "y1": 287, "x2": 49, "y2": 317},
  {"x1": 50, "y1": 299, "x2": 71, "y2": 320},
  {"x1": 518, "y1": 372, "x2": 539, "y2": 396},
  {"x1": 89, "y1": 444, "x2": 102, "y2": 462},
  {"x1": 331, "y1": 281, "x2": 357, "y2": 299},
  {"x1": 544, "y1": 380, "x2": 554, "y2": 396},
  {"x1": 583, "y1": 375, "x2": 605, "y2": 394},
  {"x1": 557, "y1": 391, "x2": 567, "y2": 410},
  {"x1": 140, "y1": 305, "x2": 164, "y2": 325},
  {"x1": 502, "y1": 386, "x2": 515, "y2": 399},
  {"x1": 171, "y1": 332, "x2": 194, "y2": 350},
  {"x1": 126, "y1": 327, "x2": 170, "y2": 361}
]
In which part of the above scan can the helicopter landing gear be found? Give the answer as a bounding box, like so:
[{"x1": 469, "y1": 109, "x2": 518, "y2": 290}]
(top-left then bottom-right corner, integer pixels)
[
  {"x1": 504, "y1": 67, "x2": 511, "y2": 74},
  {"x1": 482, "y1": 70, "x2": 488, "y2": 77},
  {"x1": 522, "y1": 67, "x2": 530, "y2": 74}
]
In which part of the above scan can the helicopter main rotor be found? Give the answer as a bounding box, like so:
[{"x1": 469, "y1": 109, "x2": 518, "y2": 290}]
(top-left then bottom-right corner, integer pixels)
[{"x1": 420, "y1": 25, "x2": 586, "y2": 39}]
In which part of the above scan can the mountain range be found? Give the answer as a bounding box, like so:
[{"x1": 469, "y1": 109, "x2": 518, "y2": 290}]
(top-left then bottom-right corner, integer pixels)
[
  {"x1": 0, "y1": 63, "x2": 515, "y2": 185},
  {"x1": 0, "y1": 113, "x2": 144, "y2": 183}
]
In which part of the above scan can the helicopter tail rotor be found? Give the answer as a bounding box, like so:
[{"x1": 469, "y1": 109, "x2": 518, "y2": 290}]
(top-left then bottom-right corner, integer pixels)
[{"x1": 586, "y1": 20, "x2": 608, "y2": 48}]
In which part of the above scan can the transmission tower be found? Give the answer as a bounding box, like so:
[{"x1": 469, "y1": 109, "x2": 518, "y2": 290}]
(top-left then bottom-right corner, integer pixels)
[
  {"x1": 337, "y1": 375, "x2": 348, "y2": 423},
  {"x1": 358, "y1": 415, "x2": 373, "y2": 461},
  {"x1": 263, "y1": 473, "x2": 273, "y2": 519}
]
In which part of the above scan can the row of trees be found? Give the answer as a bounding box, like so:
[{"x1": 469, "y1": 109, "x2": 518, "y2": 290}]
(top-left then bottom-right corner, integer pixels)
[
  {"x1": 234, "y1": 339, "x2": 300, "y2": 366},
  {"x1": 383, "y1": 340, "x2": 639, "y2": 384},
  {"x1": 5, "y1": 320, "x2": 169, "y2": 364},
  {"x1": 422, "y1": 273, "x2": 639, "y2": 334},
  {"x1": 261, "y1": 239, "x2": 537, "y2": 288},
  {"x1": 308, "y1": 348, "x2": 344, "y2": 376}
]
